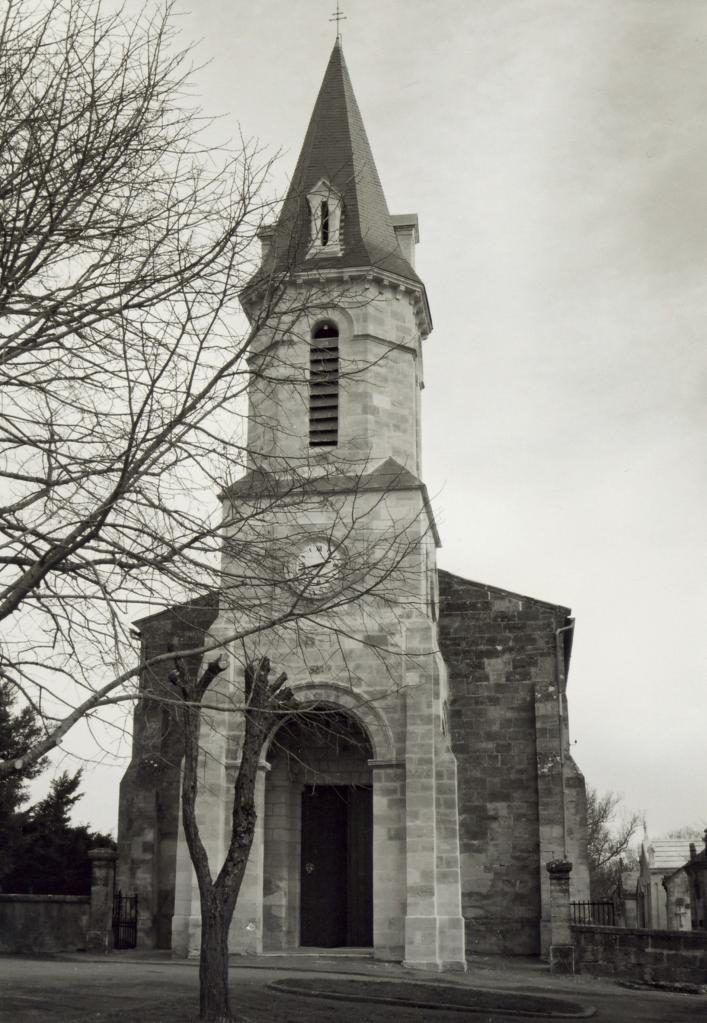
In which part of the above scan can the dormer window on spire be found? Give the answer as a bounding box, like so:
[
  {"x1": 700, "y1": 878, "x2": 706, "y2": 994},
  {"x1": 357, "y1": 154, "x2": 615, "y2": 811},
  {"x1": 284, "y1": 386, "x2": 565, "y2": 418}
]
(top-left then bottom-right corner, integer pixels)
[{"x1": 307, "y1": 179, "x2": 343, "y2": 257}]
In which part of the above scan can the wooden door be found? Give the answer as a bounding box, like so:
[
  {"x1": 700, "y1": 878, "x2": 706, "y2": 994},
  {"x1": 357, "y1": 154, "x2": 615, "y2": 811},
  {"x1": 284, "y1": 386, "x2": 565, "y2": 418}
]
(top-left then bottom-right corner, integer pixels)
[
  {"x1": 346, "y1": 786, "x2": 373, "y2": 946},
  {"x1": 300, "y1": 787, "x2": 347, "y2": 946},
  {"x1": 299, "y1": 785, "x2": 373, "y2": 947}
]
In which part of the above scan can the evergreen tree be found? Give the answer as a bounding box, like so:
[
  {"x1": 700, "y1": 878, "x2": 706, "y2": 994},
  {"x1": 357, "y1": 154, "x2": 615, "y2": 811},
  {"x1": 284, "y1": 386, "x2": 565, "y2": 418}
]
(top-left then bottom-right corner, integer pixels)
[
  {"x1": 0, "y1": 682, "x2": 46, "y2": 883},
  {"x1": 3, "y1": 769, "x2": 114, "y2": 895},
  {"x1": 0, "y1": 685, "x2": 113, "y2": 894}
]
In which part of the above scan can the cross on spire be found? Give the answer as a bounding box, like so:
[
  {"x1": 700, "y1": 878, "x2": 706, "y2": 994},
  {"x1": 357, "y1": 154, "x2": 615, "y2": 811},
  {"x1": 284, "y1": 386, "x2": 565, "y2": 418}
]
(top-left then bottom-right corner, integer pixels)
[{"x1": 330, "y1": 2, "x2": 346, "y2": 42}]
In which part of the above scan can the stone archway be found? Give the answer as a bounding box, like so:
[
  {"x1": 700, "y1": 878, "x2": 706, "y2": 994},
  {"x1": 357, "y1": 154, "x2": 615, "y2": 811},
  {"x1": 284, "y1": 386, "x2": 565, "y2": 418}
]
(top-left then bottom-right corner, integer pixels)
[
  {"x1": 262, "y1": 706, "x2": 375, "y2": 950},
  {"x1": 284, "y1": 682, "x2": 396, "y2": 763}
]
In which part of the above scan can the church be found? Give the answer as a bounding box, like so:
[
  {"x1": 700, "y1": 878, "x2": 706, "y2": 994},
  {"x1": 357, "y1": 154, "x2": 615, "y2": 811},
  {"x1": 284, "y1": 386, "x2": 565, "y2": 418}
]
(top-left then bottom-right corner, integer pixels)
[{"x1": 117, "y1": 39, "x2": 589, "y2": 968}]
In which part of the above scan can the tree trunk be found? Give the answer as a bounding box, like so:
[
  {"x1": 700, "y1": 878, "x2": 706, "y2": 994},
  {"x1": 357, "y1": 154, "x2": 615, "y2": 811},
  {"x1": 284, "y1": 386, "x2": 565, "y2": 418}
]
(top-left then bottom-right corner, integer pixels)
[
  {"x1": 199, "y1": 892, "x2": 234, "y2": 1022},
  {"x1": 177, "y1": 656, "x2": 292, "y2": 1022}
]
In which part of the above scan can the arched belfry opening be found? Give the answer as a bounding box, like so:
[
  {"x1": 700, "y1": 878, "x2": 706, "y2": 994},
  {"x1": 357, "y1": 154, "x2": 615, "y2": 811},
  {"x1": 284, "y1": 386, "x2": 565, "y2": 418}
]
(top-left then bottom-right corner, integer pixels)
[{"x1": 262, "y1": 708, "x2": 373, "y2": 950}]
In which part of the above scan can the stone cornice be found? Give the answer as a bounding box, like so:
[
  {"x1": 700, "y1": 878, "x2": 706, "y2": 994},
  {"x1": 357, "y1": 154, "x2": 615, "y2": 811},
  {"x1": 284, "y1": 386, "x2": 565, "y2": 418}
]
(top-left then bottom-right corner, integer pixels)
[{"x1": 242, "y1": 264, "x2": 432, "y2": 340}]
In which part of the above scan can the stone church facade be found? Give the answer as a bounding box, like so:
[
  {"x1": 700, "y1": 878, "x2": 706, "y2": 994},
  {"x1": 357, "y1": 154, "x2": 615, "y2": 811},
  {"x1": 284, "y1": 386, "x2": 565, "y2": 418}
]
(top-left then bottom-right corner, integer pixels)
[{"x1": 117, "y1": 41, "x2": 589, "y2": 967}]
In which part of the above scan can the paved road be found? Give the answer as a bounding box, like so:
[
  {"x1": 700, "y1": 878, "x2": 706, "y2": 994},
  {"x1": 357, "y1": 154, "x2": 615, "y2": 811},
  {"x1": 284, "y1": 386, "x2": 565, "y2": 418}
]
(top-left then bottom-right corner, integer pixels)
[{"x1": 1, "y1": 955, "x2": 706, "y2": 1023}]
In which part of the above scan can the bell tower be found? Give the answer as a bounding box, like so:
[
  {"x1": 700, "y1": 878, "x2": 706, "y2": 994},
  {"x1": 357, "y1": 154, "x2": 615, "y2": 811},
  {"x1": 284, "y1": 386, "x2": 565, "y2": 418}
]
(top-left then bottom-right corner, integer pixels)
[
  {"x1": 241, "y1": 39, "x2": 432, "y2": 477},
  {"x1": 170, "y1": 40, "x2": 467, "y2": 971}
]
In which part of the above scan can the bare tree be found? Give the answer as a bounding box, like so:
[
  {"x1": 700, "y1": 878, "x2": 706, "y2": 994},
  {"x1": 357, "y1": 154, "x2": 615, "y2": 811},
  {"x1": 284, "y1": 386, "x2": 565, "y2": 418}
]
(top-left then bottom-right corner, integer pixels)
[
  {"x1": 662, "y1": 825, "x2": 705, "y2": 842},
  {"x1": 0, "y1": 0, "x2": 378, "y2": 765},
  {"x1": 586, "y1": 787, "x2": 641, "y2": 899},
  {"x1": 0, "y1": 0, "x2": 274, "y2": 762},
  {"x1": 0, "y1": 4, "x2": 433, "y2": 1019}
]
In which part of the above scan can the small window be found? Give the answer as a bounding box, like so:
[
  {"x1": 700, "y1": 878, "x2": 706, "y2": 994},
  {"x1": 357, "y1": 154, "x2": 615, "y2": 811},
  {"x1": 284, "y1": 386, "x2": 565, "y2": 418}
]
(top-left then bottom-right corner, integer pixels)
[
  {"x1": 309, "y1": 322, "x2": 339, "y2": 447},
  {"x1": 306, "y1": 179, "x2": 343, "y2": 257},
  {"x1": 320, "y1": 200, "x2": 329, "y2": 246}
]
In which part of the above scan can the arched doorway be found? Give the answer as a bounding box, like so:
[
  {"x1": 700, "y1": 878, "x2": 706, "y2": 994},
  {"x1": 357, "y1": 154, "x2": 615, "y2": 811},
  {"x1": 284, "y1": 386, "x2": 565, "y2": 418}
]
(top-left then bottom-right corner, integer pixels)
[{"x1": 262, "y1": 708, "x2": 373, "y2": 950}]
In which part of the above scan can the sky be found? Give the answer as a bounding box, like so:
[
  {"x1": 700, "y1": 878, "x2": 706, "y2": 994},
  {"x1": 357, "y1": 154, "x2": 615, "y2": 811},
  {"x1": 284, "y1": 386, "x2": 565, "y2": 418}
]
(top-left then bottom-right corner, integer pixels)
[{"x1": 42, "y1": 0, "x2": 705, "y2": 842}]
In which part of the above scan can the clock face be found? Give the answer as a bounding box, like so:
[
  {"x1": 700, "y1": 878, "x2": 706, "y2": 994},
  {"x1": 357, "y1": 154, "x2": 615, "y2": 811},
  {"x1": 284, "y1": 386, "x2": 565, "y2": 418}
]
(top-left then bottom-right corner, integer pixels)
[{"x1": 293, "y1": 540, "x2": 345, "y2": 597}]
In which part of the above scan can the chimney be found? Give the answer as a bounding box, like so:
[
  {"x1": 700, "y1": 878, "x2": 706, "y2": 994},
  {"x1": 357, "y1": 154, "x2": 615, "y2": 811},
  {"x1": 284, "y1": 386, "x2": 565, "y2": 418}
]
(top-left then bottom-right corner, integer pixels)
[{"x1": 391, "y1": 214, "x2": 419, "y2": 268}]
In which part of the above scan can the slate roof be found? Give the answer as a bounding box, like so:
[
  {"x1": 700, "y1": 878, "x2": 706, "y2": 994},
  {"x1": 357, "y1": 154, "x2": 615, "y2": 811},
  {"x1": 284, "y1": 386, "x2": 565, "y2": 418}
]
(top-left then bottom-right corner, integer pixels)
[
  {"x1": 642, "y1": 839, "x2": 693, "y2": 870},
  {"x1": 261, "y1": 41, "x2": 421, "y2": 286},
  {"x1": 224, "y1": 456, "x2": 419, "y2": 501},
  {"x1": 221, "y1": 457, "x2": 440, "y2": 546}
]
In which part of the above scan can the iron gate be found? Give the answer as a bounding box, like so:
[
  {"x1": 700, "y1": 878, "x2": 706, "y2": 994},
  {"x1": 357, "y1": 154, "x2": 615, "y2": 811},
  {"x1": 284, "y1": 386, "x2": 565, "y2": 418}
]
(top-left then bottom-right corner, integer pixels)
[{"x1": 112, "y1": 890, "x2": 138, "y2": 949}]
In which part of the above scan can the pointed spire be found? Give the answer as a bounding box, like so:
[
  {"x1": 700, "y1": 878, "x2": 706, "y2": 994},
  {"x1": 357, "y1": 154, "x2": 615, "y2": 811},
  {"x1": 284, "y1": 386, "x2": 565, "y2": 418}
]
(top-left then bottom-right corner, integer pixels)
[{"x1": 267, "y1": 43, "x2": 420, "y2": 284}]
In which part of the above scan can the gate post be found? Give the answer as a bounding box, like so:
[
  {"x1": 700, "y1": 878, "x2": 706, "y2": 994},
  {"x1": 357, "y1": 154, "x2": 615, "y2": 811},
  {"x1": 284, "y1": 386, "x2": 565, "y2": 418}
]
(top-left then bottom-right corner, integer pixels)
[
  {"x1": 87, "y1": 847, "x2": 117, "y2": 952},
  {"x1": 546, "y1": 859, "x2": 574, "y2": 974}
]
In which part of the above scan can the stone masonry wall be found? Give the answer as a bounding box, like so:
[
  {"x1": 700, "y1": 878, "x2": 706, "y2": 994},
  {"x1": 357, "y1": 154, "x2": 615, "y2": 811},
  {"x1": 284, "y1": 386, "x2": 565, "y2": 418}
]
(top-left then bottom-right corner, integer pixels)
[
  {"x1": 117, "y1": 594, "x2": 218, "y2": 949},
  {"x1": 245, "y1": 283, "x2": 422, "y2": 476},
  {"x1": 119, "y1": 567, "x2": 588, "y2": 959},
  {"x1": 572, "y1": 924, "x2": 707, "y2": 987},
  {"x1": 0, "y1": 894, "x2": 89, "y2": 953},
  {"x1": 437, "y1": 569, "x2": 588, "y2": 956}
]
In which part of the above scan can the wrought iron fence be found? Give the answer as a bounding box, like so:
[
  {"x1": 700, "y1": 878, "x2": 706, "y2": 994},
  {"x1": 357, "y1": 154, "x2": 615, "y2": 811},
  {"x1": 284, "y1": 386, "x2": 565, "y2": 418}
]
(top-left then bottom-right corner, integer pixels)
[
  {"x1": 112, "y1": 890, "x2": 138, "y2": 949},
  {"x1": 570, "y1": 899, "x2": 615, "y2": 926}
]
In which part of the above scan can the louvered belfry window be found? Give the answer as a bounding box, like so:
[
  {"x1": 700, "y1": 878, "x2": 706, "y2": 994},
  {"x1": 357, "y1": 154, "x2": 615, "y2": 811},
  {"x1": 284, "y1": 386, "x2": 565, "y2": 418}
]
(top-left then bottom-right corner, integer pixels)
[{"x1": 309, "y1": 321, "x2": 339, "y2": 447}]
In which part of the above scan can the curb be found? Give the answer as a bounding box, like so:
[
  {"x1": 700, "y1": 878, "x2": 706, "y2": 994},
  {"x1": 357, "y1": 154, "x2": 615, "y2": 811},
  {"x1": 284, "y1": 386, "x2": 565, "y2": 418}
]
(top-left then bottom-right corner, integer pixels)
[
  {"x1": 268, "y1": 978, "x2": 597, "y2": 1019},
  {"x1": 617, "y1": 979, "x2": 707, "y2": 996}
]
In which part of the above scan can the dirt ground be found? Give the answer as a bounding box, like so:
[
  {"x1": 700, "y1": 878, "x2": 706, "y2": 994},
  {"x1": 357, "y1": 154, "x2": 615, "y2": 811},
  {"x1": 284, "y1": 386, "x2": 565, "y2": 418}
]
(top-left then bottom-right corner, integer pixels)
[{"x1": 1, "y1": 952, "x2": 706, "y2": 1023}]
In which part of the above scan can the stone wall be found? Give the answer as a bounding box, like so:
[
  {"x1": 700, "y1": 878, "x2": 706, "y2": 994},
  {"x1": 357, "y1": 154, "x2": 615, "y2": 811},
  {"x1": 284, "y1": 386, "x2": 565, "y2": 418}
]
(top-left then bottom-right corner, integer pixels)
[
  {"x1": 119, "y1": 568, "x2": 589, "y2": 960},
  {"x1": 438, "y1": 569, "x2": 589, "y2": 956},
  {"x1": 244, "y1": 283, "x2": 424, "y2": 476},
  {"x1": 116, "y1": 593, "x2": 219, "y2": 949},
  {"x1": 0, "y1": 894, "x2": 89, "y2": 953},
  {"x1": 572, "y1": 924, "x2": 707, "y2": 987},
  {"x1": 663, "y1": 867, "x2": 692, "y2": 931}
]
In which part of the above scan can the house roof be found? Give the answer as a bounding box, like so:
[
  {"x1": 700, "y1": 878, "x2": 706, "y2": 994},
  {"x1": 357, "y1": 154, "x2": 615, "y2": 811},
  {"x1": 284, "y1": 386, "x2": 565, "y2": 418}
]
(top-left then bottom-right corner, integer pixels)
[
  {"x1": 261, "y1": 41, "x2": 422, "y2": 287},
  {"x1": 132, "y1": 592, "x2": 219, "y2": 630},
  {"x1": 642, "y1": 839, "x2": 693, "y2": 870}
]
